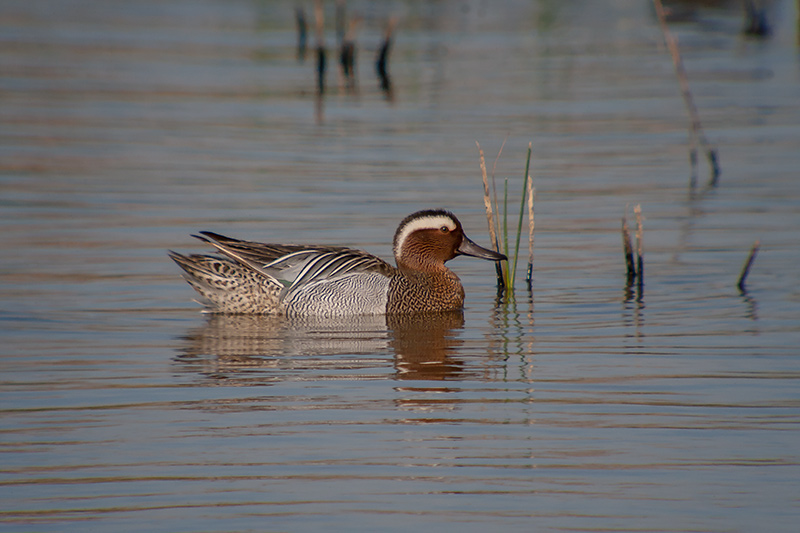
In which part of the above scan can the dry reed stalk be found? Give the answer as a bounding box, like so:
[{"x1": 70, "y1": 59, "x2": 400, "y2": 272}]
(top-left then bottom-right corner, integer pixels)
[
  {"x1": 525, "y1": 181, "x2": 535, "y2": 290},
  {"x1": 376, "y1": 17, "x2": 397, "y2": 94},
  {"x1": 737, "y1": 240, "x2": 760, "y2": 292},
  {"x1": 476, "y1": 142, "x2": 505, "y2": 288},
  {"x1": 634, "y1": 204, "x2": 644, "y2": 289},
  {"x1": 490, "y1": 138, "x2": 507, "y2": 246},
  {"x1": 476, "y1": 142, "x2": 499, "y2": 251},
  {"x1": 339, "y1": 16, "x2": 360, "y2": 92},
  {"x1": 502, "y1": 178, "x2": 509, "y2": 264},
  {"x1": 652, "y1": 0, "x2": 720, "y2": 183},
  {"x1": 295, "y1": 6, "x2": 308, "y2": 62},
  {"x1": 336, "y1": 0, "x2": 346, "y2": 44},
  {"x1": 313, "y1": 0, "x2": 324, "y2": 45},
  {"x1": 314, "y1": 0, "x2": 326, "y2": 94},
  {"x1": 621, "y1": 208, "x2": 636, "y2": 283}
]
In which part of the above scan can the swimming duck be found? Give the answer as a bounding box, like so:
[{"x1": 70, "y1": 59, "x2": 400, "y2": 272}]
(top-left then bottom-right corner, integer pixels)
[{"x1": 169, "y1": 209, "x2": 506, "y2": 315}]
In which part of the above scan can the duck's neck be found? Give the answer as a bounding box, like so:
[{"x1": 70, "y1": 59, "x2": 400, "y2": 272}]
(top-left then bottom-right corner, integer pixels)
[{"x1": 388, "y1": 265, "x2": 465, "y2": 313}]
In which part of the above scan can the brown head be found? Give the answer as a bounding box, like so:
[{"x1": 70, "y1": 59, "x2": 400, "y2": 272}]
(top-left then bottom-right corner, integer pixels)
[{"x1": 392, "y1": 209, "x2": 506, "y2": 273}]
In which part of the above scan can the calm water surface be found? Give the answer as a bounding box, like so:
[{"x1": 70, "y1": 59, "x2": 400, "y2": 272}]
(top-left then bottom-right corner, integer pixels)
[{"x1": 2, "y1": 1, "x2": 800, "y2": 531}]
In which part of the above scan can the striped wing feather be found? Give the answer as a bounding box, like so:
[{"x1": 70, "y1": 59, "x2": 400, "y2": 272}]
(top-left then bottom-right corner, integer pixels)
[{"x1": 196, "y1": 232, "x2": 396, "y2": 293}]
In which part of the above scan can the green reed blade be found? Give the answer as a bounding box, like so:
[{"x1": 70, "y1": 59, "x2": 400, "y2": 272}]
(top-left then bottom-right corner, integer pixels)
[
  {"x1": 509, "y1": 143, "x2": 532, "y2": 290},
  {"x1": 503, "y1": 178, "x2": 510, "y2": 285}
]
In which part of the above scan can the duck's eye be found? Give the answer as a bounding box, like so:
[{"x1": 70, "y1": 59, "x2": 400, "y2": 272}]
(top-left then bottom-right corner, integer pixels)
[{"x1": 440, "y1": 226, "x2": 449, "y2": 233}]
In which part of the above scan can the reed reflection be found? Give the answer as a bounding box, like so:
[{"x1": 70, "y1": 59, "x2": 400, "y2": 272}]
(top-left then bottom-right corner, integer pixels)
[
  {"x1": 486, "y1": 293, "x2": 537, "y2": 385},
  {"x1": 738, "y1": 287, "x2": 760, "y2": 322}
]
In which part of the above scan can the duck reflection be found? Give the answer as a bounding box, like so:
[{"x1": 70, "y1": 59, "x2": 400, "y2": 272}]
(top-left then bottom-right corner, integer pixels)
[
  {"x1": 175, "y1": 311, "x2": 466, "y2": 382},
  {"x1": 388, "y1": 311, "x2": 465, "y2": 381},
  {"x1": 178, "y1": 314, "x2": 285, "y2": 364},
  {"x1": 178, "y1": 313, "x2": 393, "y2": 358}
]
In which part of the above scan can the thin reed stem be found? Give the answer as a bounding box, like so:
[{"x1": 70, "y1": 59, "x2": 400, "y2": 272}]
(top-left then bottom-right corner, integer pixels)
[
  {"x1": 476, "y1": 141, "x2": 505, "y2": 288},
  {"x1": 476, "y1": 142, "x2": 498, "y2": 250},
  {"x1": 503, "y1": 178, "x2": 509, "y2": 283},
  {"x1": 376, "y1": 17, "x2": 397, "y2": 96},
  {"x1": 526, "y1": 182, "x2": 535, "y2": 290},
  {"x1": 737, "y1": 240, "x2": 760, "y2": 292},
  {"x1": 634, "y1": 204, "x2": 644, "y2": 292},
  {"x1": 313, "y1": 0, "x2": 328, "y2": 97},
  {"x1": 652, "y1": 0, "x2": 719, "y2": 183},
  {"x1": 295, "y1": 6, "x2": 308, "y2": 62},
  {"x1": 509, "y1": 143, "x2": 532, "y2": 290},
  {"x1": 491, "y1": 138, "x2": 507, "y2": 253},
  {"x1": 621, "y1": 208, "x2": 636, "y2": 284}
]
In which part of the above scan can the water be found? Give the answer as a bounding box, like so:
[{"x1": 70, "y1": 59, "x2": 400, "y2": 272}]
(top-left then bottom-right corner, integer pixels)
[{"x1": 2, "y1": 0, "x2": 800, "y2": 531}]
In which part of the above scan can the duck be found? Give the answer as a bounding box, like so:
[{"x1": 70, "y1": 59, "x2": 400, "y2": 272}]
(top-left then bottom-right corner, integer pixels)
[{"x1": 168, "y1": 209, "x2": 506, "y2": 315}]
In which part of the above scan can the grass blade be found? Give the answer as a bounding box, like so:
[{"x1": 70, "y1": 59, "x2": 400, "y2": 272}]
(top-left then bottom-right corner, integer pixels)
[{"x1": 509, "y1": 143, "x2": 532, "y2": 290}]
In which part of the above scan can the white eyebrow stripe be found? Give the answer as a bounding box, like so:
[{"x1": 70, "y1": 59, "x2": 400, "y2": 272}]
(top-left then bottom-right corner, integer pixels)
[{"x1": 393, "y1": 215, "x2": 456, "y2": 257}]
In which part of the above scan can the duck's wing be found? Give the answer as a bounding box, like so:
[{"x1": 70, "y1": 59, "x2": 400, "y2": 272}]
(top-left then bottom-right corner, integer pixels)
[
  {"x1": 195, "y1": 232, "x2": 396, "y2": 291},
  {"x1": 196, "y1": 231, "x2": 332, "y2": 264}
]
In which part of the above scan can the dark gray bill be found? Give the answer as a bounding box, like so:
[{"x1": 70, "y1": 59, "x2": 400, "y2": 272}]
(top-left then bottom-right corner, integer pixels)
[{"x1": 457, "y1": 235, "x2": 507, "y2": 261}]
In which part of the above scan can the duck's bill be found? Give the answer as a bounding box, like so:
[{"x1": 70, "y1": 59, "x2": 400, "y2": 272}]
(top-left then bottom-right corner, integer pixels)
[{"x1": 457, "y1": 236, "x2": 507, "y2": 261}]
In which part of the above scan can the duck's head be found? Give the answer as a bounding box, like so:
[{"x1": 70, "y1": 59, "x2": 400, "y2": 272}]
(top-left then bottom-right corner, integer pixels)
[{"x1": 392, "y1": 209, "x2": 507, "y2": 272}]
